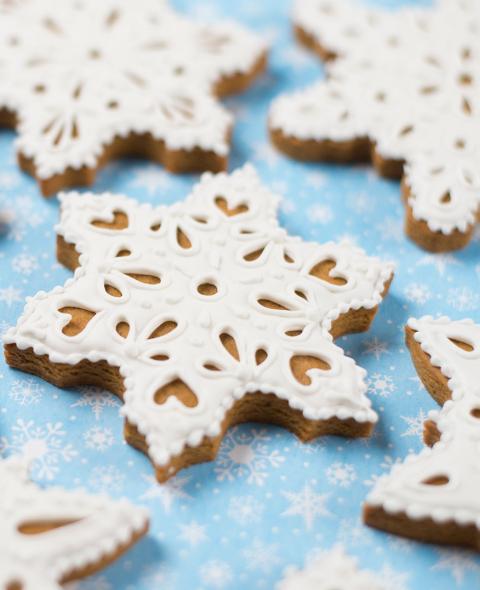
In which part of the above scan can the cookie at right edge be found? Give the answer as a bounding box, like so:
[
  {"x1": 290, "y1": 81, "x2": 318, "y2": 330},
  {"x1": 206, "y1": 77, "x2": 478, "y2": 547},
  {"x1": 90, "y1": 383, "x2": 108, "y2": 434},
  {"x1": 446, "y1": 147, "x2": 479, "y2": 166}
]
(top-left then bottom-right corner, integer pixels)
[
  {"x1": 269, "y1": 0, "x2": 480, "y2": 252},
  {"x1": 365, "y1": 316, "x2": 480, "y2": 551}
]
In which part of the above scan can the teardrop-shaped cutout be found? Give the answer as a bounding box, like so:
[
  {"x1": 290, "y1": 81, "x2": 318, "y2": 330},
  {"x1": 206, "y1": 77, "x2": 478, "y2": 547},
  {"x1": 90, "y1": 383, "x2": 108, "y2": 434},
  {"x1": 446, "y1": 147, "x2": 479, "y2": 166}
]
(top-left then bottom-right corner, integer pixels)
[
  {"x1": 290, "y1": 354, "x2": 331, "y2": 385},
  {"x1": 420, "y1": 85, "x2": 438, "y2": 95},
  {"x1": 116, "y1": 248, "x2": 131, "y2": 257},
  {"x1": 258, "y1": 298, "x2": 290, "y2": 311},
  {"x1": 177, "y1": 227, "x2": 192, "y2": 249},
  {"x1": 59, "y1": 307, "x2": 95, "y2": 336},
  {"x1": 285, "y1": 328, "x2": 304, "y2": 337},
  {"x1": 255, "y1": 348, "x2": 268, "y2": 365},
  {"x1": 150, "y1": 354, "x2": 169, "y2": 362},
  {"x1": 470, "y1": 408, "x2": 480, "y2": 419},
  {"x1": 124, "y1": 272, "x2": 161, "y2": 285},
  {"x1": 284, "y1": 251, "x2": 294, "y2": 264},
  {"x1": 193, "y1": 216, "x2": 208, "y2": 224},
  {"x1": 440, "y1": 192, "x2": 451, "y2": 204},
  {"x1": 398, "y1": 124, "x2": 414, "y2": 137},
  {"x1": 215, "y1": 196, "x2": 248, "y2": 217},
  {"x1": 448, "y1": 337, "x2": 473, "y2": 352},
  {"x1": 462, "y1": 97, "x2": 472, "y2": 115},
  {"x1": 458, "y1": 73, "x2": 473, "y2": 85},
  {"x1": 149, "y1": 320, "x2": 177, "y2": 339},
  {"x1": 204, "y1": 363, "x2": 221, "y2": 372},
  {"x1": 104, "y1": 282, "x2": 122, "y2": 298},
  {"x1": 295, "y1": 289, "x2": 307, "y2": 300},
  {"x1": 198, "y1": 282, "x2": 218, "y2": 296},
  {"x1": 154, "y1": 379, "x2": 198, "y2": 408},
  {"x1": 455, "y1": 139, "x2": 466, "y2": 149},
  {"x1": 116, "y1": 321, "x2": 130, "y2": 338},
  {"x1": 150, "y1": 221, "x2": 161, "y2": 232},
  {"x1": 422, "y1": 475, "x2": 449, "y2": 486},
  {"x1": 18, "y1": 518, "x2": 81, "y2": 535},
  {"x1": 6, "y1": 581, "x2": 22, "y2": 590},
  {"x1": 244, "y1": 247, "x2": 265, "y2": 262},
  {"x1": 309, "y1": 259, "x2": 347, "y2": 285},
  {"x1": 91, "y1": 210, "x2": 128, "y2": 230},
  {"x1": 220, "y1": 332, "x2": 240, "y2": 361}
]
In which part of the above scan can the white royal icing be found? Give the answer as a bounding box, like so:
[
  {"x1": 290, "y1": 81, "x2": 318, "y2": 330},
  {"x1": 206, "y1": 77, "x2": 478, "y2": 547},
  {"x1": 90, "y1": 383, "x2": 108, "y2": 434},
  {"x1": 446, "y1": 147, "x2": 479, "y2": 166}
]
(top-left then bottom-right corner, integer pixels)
[
  {"x1": 270, "y1": 0, "x2": 480, "y2": 236},
  {"x1": 0, "y1": 456, "x2": 149, "y2": 590},
  {"x1": 5, "y1": 165, "x2": 393, "y2": 472},
  {"x1": 276, "y1": 545, "x2": 385, "y2": 590},
  {"x1": 367, "y1": 316, "x2": 480, "y2": 534},
  {"x1": 0, "y1": 0, "x2": 266, "y2": 180}
]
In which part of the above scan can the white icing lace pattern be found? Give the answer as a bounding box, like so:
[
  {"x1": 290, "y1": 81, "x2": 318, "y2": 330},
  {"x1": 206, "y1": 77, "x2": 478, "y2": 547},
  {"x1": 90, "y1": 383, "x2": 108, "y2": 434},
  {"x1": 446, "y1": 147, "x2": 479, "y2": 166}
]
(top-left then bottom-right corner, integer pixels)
[
  {"x1": 276, "y1": 546, "x2": 384, "y2": 590},
  {"x1": 270, "y1": 0, "x2": 480, "y2": 235},
  {"x1": 367, "y1": 316, "x2": 480, "y2": 530},
  {"x1": 0, "y1": 457, "x2": 148, "y2": 590},
  {"x1": 5, "y1": 166, "x2": 393, "y2": 470},
  {"x1": 0, "y1": 0, "x2": 266, "y2": 178}
]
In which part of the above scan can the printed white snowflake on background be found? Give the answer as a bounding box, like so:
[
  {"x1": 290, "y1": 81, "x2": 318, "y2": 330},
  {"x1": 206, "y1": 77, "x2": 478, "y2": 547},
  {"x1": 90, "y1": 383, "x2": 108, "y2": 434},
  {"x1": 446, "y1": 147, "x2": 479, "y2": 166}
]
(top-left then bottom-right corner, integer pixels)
[
  {"x1": 338, "y1": 517, "x2": 375, "y2": 548},
  {"x1": 401, "y1": 409, "x2": 428, "y2": 438},
  {"x1": 132, "y1": 166, "x2": 172, "y2": 197},
  {"x1": 447, "y1": 287, "x2": 479, "y2": 311},
  {"x1": 326, "y1": 461, "x2": 357, "y2": 488},
  {"x1": 71, "y1": 387, "x2": 120, "y2": 420},
  {"x1": 199, "y1": 560, "x2": 233, "y2": 589},
  {"x1": 243, "y1": 538, "x2": 280, "y2": 573},
  {"x1": 416, "y1": 254, "x2": 460, "y2": 276},
  {"x1": 88, "y1": 464, "x2": 125, "y2": 493},
  {"x1": 84, "y1": 426, "x2": 114, "y2": 452},
  {"x1": 431, "y1": 549, "x2": 480, "y2": 585},
  {"x1": 227, "y1": 495, "x2": 265, "y2": 525},
  {"x1": 140, "y1": 473, "x2": 191, "y2": 513},
  {"x1": 362, "y1": 338, "x2": 390, "y2": 360},
  {"x1": 367, "y1": 373, "x2": 396, "y2": 398},
  {"x1": 0, "y1": 286, "x2": 23, "y2": 306},
  {"x1": 281, "y1": 481, "x2": 330, "y2": 530},
  {"x1": 378, "y1": 564, "x2": 410, "y2": 590},
  {"x1": 11, "y1": 252, "x2": 38, "y2": 275},
  {"x1": 0, "y1": 419, "x2": 77, "y2": 480},
  {"x1": 178, "y1": 520, "x2": 208, "y2": 547},
  {"x1": 215, "y1": 427, "x2": 285, "y2": 486},
  {"x1": 307, "y1": 204, "x2": 334, "y2": 224},
  {"x1": 8, "y1": 377, "x2": 43, "y2": 406},
  {"x1": 404, "y1": 283, "x2": 432, "y2": 305}
]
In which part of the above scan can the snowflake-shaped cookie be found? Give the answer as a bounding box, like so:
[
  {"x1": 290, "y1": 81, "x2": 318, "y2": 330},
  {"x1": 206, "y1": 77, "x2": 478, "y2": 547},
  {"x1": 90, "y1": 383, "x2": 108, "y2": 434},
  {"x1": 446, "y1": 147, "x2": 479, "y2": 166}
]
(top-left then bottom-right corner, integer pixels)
[
  {"x1": 0, "y1": 0, "x2": 266, "y2": 196},
  {"x1": 270, "y1": 0, "x2": 480, "y2": 252},
  {"x1": 365, "y1": 316, "x2": 480, "y2": 551},
  {"x1": 0, "y1": 457, "x2": 149, "y2": 590},
  {"x1": 4, "y1": 166, "x2": 393, "y2": 482},
  {"x1": 277, "y1": 546, "x2": 384, "y2": 590}
]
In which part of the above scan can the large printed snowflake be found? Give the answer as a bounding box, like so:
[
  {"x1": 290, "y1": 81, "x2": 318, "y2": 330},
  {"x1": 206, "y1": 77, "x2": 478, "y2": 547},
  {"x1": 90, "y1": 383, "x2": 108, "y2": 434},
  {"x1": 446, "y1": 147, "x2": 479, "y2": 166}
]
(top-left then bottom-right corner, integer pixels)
[
  {"x1": 5, "y1": 166, "x2": 393, "y2": 482},
  {"x1": 365, "y1": 316, "x2": 480, "y2": 551},
  {"x1": 270, "y1": 0, "x2": 480, "y2": 252},
  {"x1": 0, "y1": 0, "x2": 266, "y2": 196},
  {"x1": 0, "y1": 457, "x2": 148, "y2": 590}
]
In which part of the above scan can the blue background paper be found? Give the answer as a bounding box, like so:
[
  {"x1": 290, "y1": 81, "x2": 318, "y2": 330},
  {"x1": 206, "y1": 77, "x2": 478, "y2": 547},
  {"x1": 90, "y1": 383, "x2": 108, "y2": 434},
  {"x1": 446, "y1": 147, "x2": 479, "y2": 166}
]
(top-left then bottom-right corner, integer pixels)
[{"x1": 1, "y1": 0, "x2": 479, "y2": 588}]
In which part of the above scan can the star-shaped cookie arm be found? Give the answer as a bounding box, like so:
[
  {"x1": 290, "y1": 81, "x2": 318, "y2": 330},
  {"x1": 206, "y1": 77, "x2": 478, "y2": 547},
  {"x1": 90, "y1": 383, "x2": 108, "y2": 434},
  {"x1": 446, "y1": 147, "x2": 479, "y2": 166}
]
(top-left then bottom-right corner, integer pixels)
[
  {"x1": 0, "y1": 458, "x2": 149, "y2": 590},
  {"x1": 365, "y1": 317, "x2": 480, "y2": 549}
]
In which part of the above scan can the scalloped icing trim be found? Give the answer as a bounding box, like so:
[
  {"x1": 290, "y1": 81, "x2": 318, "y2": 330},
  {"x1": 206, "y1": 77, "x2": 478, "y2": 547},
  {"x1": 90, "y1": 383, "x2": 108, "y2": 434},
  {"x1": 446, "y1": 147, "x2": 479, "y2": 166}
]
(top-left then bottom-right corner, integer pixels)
[
  {"x1": 5, "y1": 165, "x2": 393, "y2": 471},
  {"x1": 366, "y1": 315, "x2": 480, "y2": 532},
  {"x1": 0, "y1": 0, "x2": 266, "y2": 180},
  {"x1": 0, "y1": 456, "x2": 149, "y2": 590},
  {"x1": 270, "y1": 0, "x2": 480, "y2": 235}
]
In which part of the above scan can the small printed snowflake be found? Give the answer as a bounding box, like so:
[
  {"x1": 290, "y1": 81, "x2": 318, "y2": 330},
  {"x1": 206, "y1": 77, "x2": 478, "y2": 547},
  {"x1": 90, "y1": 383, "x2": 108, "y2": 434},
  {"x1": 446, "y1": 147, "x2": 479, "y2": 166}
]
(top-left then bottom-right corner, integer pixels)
[
  {"x1": 84, "y1": 426, "x2": 114, "y2": 452},
  {"x1": 404, "y1": 283, "x2": 432, "y2": 305},
  {"x1": 0, "y1": 419, "x2": 77, "y2": 480},
  {"x1": 178, "y1": 520, "x2": 207, "y2": 547},
  {"x1": 305, "y1": 171, "x2": 328, "y2": 189},
  {"x1": 307, "y1": 204, "x2": 334, "y2": 224},
  {"x1": 132, "y1": 166, "x2": 172, "y2": 196},
  {"x1": 11, "y1": 252, "x2": 38, "y2": 275},
  {"x1": 417, "y1": 254, "x2": 460, "y2": 276},
  {"x1": 71, "y1": 387, "x2": 120, "y2": 420},
  {"x1": 8, "y1": 378, "x2": 43, "y2": 406},
  {"x1": 0, "y1": 320, "x2": 11, "y2": 338},
  {"x1": 375, "y1": 217, "x2": 403, "y2": 242},
  {"x1": 362, "y1": 337, "x2": 390, "y2": 360},
  {"x1": 281, "y1": 481, "x2": 330, "y2": 530},
  {"x1": 338, "y1": 517, "x2": 375, "y2": 548},
  {"x1": 377, "y1": 564, "x2": 410, "y2": 590},
  {"x1": 215, "y1": 427, "x2": 285, "y2": 486},
  {"x1": 367, "y1": 373, "x2": 396, "y2": 398},
  {"x1": 280, "y1": 197, "x2": 296, "y2": 214},
  {"x1": 227, "y1": 495, "x2": 265, "y2": 525},
  {"x1": 199, "y1": 560, "x2": 233, "y2": 589},
  {"x1": 326, "y1": 462, "x2": 357, "y2": 488},
  {"x1": 89, "y1": 465, "x2": 125, "y2": 493},
  {"x1": 363, "y1": 455, "x2": 403, "y2": 487},
  {"x1": 0, "y1": 286, "x2": 22, "y2": 306},
  {"x1": 243, "y1": 538, "x2": 280, "y2": 573},
  {"x1": 140, "y1": 473, "x2": 191, "y2": 513},
  {"x1": 140, "y1": 564, "x2": 176, "y2": 588},
  {"x1": 447, "y1": 287, "x2": 479, "y2": 311},
  {"x1": 431, "y1": 549, "x2": 480, "y2": 585},
  {"x1": 401, "y1": 409, "x2": 428, "y2": 437}
]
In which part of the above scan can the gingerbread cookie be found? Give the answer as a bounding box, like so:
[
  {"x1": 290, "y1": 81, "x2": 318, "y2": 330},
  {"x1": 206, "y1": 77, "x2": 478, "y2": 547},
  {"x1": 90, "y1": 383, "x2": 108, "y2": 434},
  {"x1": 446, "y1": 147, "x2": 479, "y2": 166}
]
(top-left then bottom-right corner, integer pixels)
[
  {"x1": 0, "y1": 0, "x2": 266, "y2": 196},
  {"x1": 0, "y1": 456, "x2": 149, "y2": 589},
  {"x1": 4, "y1": 165, "x2": 393, "y2": 482},
  {"x1": 365, "y1": 316, "x2": 480, "y2": 551},
  {"x1": 269, "y1": 0, "x2": 480, "y2": 252},
  {"x1": 277, "y1": 546, "x2": 384, "y2": 590}
]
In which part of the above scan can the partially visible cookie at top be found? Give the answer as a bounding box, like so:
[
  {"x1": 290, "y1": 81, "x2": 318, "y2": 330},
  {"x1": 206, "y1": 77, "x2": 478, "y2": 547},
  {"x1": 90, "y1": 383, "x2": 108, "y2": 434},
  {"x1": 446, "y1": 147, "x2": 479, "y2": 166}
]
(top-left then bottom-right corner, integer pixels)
[
  {"x1": 269, "y1": 0, "x2": 480, "y2": 252},
  {"x1": 277, "y1": 546, "x2": 385, "y2": 590},
  {"x1": 0, "y1": 0, "x2": 267, "y2": 196},
  {"x1": 4, "y1": 165, "x2": 393, "y2": 483},
  {"x1": 0, "y1": 456, "x2": 149, "y2": 590},
  {"x1": 365, "y1": 316, "x2": 480, "y2": 551}
]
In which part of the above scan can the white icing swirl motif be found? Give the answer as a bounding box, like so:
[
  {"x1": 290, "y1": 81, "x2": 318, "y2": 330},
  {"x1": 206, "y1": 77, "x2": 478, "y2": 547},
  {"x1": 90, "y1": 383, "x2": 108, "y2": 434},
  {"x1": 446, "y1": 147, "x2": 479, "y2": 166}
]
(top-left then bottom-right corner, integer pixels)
[
  {"x1": 366, "y1": 316, "x2": 480, "y2": 543},
  {"x1": 269, "y1": 0, "x2": 480, "y2": 237},
  {"x1": 0, "y1": 457, "x2": 149, "y2": 590},
  {"x1": 5, "y1": 166, "x2": 393, "y2": 474},
  {"x1": 0, "y1": 0, "x2": 266, "y2": 181},
  {"x1": 276, "y1": 545, "x2": 385, "y2": 590}
]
